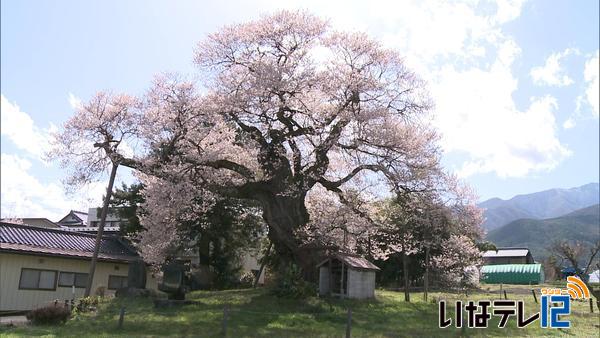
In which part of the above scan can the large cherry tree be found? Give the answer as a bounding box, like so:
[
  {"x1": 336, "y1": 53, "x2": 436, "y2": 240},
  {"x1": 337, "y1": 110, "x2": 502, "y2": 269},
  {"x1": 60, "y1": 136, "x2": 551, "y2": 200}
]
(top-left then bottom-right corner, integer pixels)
[{"x1": 54, "y1": 11, "x2": 450, "y2": 278}]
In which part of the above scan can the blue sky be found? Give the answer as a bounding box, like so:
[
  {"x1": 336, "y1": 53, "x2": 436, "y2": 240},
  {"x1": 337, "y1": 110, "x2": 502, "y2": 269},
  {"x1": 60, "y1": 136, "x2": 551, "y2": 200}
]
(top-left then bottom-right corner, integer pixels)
[{"x1": 1, "y1": 0, "x2": 598, "y2": 220}]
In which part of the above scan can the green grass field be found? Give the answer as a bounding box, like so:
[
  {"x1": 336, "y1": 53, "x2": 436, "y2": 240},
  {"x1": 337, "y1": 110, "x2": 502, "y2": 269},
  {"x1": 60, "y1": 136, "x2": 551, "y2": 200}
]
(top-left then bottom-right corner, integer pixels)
[{"x1": 1, "y1": 284, "x2": 598, "y2": 337}]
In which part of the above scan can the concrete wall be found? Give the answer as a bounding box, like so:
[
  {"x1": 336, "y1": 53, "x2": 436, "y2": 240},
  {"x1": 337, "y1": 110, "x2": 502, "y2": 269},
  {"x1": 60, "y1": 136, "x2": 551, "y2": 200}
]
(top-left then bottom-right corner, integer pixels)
[
  {"x1": 347, "y1": 269, "x2": 376, "y2": 299},
  {"x1": 0, "y1": 253, "x2": 159, "y2": 311}
]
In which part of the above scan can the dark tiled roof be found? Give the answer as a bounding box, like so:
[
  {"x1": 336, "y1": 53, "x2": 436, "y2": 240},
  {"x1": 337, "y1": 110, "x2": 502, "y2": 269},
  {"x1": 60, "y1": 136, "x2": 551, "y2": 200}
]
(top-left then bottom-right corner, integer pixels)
[
  {"x1": 57, "y1": 210, "x2": 88, "y2": 226},
  {"x1": 317, "y1": 253, "x2": 380, "y2": 271},
  {"x1": 0, "y1": 222, "x2": 139, "y2": 262}
]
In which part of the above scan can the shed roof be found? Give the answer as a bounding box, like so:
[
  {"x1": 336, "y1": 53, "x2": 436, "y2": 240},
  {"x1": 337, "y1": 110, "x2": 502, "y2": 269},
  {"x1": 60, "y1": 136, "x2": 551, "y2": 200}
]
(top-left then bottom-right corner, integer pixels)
[
  {"x1": 0, "y1": 222, "x2": 139, "y2": 263},
  {"x1": 483, "y1": 248, "x2": 530, "y2": 258},
  {"x1": 317, "y1": 253, "x2": 380, "y2": 271}
]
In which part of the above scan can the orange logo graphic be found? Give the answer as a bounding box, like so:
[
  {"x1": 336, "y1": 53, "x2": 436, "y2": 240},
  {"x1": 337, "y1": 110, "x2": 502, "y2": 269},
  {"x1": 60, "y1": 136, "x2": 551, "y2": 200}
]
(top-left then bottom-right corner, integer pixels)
[
  {"x1": 540, "y1": 276, "x2": 590, "y2": 300},
  {"x1": 566, "y1": 276, "x2": 590, "y2": 299}
]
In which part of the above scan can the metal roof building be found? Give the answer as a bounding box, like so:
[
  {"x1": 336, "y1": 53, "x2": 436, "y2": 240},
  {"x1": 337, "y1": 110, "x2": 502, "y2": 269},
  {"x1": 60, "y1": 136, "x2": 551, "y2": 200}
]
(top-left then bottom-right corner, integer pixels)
[
  {"x1": 482, "y1": 247, "x2": 535, "y2": 265},
  {"x1": 481, "y1": 264, "x2": 544, "y2": 284},
  {"x1": 0, "y1": 222, "x2": 159, "y2": 311}
]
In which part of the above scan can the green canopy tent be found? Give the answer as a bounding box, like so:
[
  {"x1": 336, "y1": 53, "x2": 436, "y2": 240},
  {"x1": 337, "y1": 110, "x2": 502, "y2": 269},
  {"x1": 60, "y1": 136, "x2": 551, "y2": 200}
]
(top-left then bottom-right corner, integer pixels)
[{"x1": 481, "y1": 264, "x2": 544, "y2": 284}]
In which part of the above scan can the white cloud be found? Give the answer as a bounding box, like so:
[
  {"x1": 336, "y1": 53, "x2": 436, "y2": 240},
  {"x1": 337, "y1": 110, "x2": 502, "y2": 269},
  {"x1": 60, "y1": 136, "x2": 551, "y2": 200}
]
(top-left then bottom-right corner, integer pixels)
[
  {"x1": 259, "y1": 0, "x2": 568, "y2": 178},
  {"x1": 0, "y1": 153, "x2": 105, "y2": 221},
  {"x1": 562, "y1": 50, "x2": 599, "y2": 129},
  {"x1": 530, "y1": 48, "x2": 578, "y2": 87},
  {"x1": 432, "y1": 41, "x2": 571, "y2": 178},
  {"x1": 260, "y1": 0, "x2": 522, "y2": 73},
  {"x1": 0, "y1": 96, "x2": 137, "y2": 220},
  {"x1": 68, "y1": 92, "x2": 82, "y2": 110},
  {"x1": 494, "y1": 0, "x2": 527, "y2": 24},
  {"x1": 583, "y1": 50, "x2": 599, "y2": 117},
  {"x1": 563, "y1": 117, "x2": 575, "y2": 129},
  {"x1": 1, "y1": 94, "x2": 54, "y2": 160},
  {"x1": 0, "y1": 0, "x2": 572, "y2": 220}
]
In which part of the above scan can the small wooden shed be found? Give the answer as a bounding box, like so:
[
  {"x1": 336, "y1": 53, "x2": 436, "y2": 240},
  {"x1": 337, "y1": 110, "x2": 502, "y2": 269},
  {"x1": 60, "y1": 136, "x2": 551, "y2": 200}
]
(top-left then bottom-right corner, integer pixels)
[{"x1": 317, "y1": 253, "x2": 380, "y2": 299}]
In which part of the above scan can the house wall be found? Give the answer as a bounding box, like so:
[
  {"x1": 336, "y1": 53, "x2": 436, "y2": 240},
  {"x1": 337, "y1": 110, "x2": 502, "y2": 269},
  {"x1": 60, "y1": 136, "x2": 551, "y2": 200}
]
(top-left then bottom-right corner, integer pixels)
[
  {"x1": 240, "y1": 251, "x2": 266, "y2": 284},
  {"x1": 526, "y1": 253, "x2": 535, "y2": 264},
  {"x1": 319, "y1": 266, "x2": 330, "y2": 296},
  {"x1": 86, "y1": 208, "x2": 121, "y2": 228},
  {"x1": 485, "y1": 257, "x2": 527, "y2": 265},
  {"x1": 0, "y1": 253, "x2": 159, "y2": 311},
  {"x1": 347, "y1": 269, "x2": 376, "y2": 299}
]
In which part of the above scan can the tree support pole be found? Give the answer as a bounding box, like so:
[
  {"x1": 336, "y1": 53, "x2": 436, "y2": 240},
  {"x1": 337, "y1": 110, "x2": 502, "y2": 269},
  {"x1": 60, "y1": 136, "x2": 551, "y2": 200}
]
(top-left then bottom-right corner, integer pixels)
[
  {"x1": 84, "y1": 161, "x2": 119, "y2": 297},
  {"x1": 254, "y1": 242, "x2": 272, "y2": 288}
]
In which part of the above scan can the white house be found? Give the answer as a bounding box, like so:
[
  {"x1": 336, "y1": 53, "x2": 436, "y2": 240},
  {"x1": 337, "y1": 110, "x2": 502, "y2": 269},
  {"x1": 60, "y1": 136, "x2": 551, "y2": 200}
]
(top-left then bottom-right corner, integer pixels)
[
  {"x1": 56, "y1": 210, "x2": 89, "y2": 227},
  {"x1": 57, "y1": 208, "x2": 121, "y2": 234},
  {"x1": 589, "y1": 270, "x2": 600, "y2": 284}
]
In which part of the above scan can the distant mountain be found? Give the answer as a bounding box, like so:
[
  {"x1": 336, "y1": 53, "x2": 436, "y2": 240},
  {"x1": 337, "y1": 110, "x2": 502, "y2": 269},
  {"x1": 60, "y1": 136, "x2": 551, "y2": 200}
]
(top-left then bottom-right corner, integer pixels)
[
  {"x1": 486, "y1": 204, "x2": 600, "y2": 262},
  {"x1": 479, "y1": 183, "x2": 599, "y2": 231}
]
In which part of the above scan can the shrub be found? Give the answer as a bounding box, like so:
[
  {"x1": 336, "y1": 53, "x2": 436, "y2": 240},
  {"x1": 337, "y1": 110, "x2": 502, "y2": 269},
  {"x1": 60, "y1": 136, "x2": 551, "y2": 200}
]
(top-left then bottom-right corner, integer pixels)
[
  {"x1": 94, "y1": 286, "x2": 106, "y2": 297},
  {"x1": 26, "y1": 304, "x2": 70, "y2": 325},
  {"x1": 239, "y1": 271, "x2": 256, "y2": 288},
  {"x1": 271, "y1": 263, "x2": 316, "y2": 298},
  {"x1": 74, "y1": 296, "x2": 100, "y2": 314}
]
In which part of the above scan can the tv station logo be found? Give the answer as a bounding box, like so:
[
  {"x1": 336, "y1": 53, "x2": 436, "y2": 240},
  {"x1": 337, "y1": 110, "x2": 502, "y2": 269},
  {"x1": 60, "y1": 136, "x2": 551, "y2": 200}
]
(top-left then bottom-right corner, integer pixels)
[{"x1": 439, "y1": 276, "x2": 590, "y2": 329}]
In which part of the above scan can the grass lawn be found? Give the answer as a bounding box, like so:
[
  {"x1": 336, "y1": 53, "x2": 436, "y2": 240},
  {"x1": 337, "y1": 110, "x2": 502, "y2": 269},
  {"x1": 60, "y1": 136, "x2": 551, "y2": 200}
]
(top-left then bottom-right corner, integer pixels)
[{"x1": 1, "y1": 284, "x2": 598, "y2": 337}]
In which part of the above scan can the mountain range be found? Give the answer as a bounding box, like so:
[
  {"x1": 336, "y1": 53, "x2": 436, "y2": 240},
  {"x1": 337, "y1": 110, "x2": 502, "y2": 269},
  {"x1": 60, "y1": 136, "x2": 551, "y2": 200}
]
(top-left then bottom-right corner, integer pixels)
[
  {"x1": 479, "y1": 183, "x2": 599, "y2": 231},
  {"x1": 486, "y1": 204, "x2": 600, "y2": 262}
]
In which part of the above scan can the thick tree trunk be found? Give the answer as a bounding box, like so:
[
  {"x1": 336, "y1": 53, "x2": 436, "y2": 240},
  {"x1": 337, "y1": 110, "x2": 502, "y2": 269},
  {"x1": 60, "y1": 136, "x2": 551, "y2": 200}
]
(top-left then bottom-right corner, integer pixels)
[
  {"x1": 195, "y1": 234, "x2": 212, "y2": 289},
  {"x1": 259, "y1": 193, "x2": 318, "y2": 280},
  {"x1": 84, "y1": 162, "x2": 119, "y2": 297}
]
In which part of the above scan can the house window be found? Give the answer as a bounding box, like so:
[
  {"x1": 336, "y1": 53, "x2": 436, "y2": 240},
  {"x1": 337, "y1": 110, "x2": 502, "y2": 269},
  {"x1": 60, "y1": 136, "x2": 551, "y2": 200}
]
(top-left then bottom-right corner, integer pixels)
[
  {"x1": 19, "y1": 268, "x2": 57, "y2": 290},
  {"x1": 107, "y1": 275, "x2": 128, "y2": 290},
  {"x1": 58, "y1": 272, "x2": 88, "y2": 288}
]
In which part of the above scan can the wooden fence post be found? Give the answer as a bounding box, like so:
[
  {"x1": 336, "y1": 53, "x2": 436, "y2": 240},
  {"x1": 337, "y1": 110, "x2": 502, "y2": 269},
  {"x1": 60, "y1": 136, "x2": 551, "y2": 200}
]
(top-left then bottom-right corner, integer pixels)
[
  {"x1": 531, "y1": 289, "x2": 538, "y2": 304},
  {"x1": 346, "y1": 308, "x2": 352, "y2": 338},
  {"x1": 590, "y1": 298, "x2": 594, "y2": 313},
  {"x1": 461, "y1": 309, "x2": 467, "y2": 335},
  {"x1": 222, "y1": 305, "x2": 229, "y2": 337},
  {"x1": 503, "y1": 290, "x2": 507, "y2": 300},
  {"x1": 118, "y1": 307, "x2": 125, "y2": 329}
]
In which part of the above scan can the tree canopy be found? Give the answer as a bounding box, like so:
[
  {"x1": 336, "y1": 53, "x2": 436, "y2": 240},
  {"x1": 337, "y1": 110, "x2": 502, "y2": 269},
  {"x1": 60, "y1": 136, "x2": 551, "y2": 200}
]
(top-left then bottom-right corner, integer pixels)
[{"x1": 50, "y1": 10, "x2": 483, "y2": 280}]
